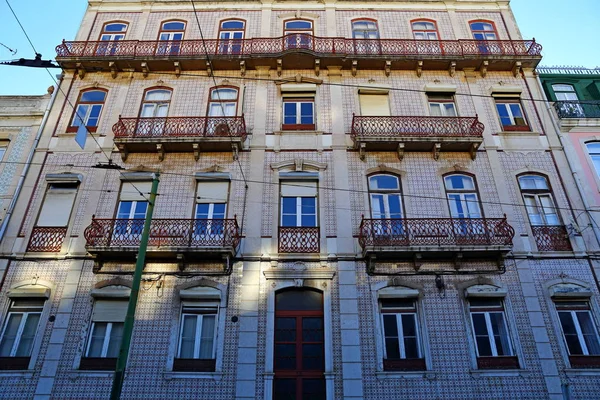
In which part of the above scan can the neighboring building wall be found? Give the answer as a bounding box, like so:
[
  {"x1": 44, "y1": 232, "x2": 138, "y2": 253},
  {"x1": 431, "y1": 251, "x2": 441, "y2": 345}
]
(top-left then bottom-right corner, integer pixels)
[{"x1": 1, "y1": 2, "x2": 599, "y2": 400}]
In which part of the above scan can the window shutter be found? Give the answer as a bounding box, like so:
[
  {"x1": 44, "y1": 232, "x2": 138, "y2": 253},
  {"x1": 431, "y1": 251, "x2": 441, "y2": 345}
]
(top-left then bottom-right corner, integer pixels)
[
  {"x1": 92, "y1": 300, "x2": 128, "y2": 322},
  {"x1": 359, "y1": 94, "x2": 390, "y2": 116},
  {"x1": 37, "y1": 185, "x2": 77, "y2": 227},
  {"x1": 119, "y1": 181, "x2": 151, "y2": 202},
  {"x1": 281, "y1": 181, "x2": 317, "y2": 197},
  {"x1": 196, "y1": 181, "x2": 229, "y2": 203}
]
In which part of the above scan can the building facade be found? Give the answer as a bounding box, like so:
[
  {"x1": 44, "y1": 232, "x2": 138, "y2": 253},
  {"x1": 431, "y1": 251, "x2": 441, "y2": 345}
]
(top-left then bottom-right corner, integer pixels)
[
  {"x1": 1, "y1": 1, "x2": 600, "y2": 399},
  {"x1": 539, "y1": 66, "x2": 600, "y2": 247},
  {"x1": 0, "y1": 92, "x2": 51, "y2": 240}
]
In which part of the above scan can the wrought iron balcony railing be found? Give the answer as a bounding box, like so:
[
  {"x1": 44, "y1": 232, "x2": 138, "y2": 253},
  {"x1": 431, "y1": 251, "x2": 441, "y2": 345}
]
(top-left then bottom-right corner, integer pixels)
[
  {"x1": 554, "y1": 101, "x2": 600, "y2": 119},
  {"x1": 351, "y1": 115, "x2": 484, "y2": 138},
  {"x1": 113, "y1": 116, "x2": 247, "y2": 139},
  {"x1": 530, "y1": 225, "x2": 572, "y2": 252},
  {"x1": 358, "y1": 217, "x2": 514, "y2": 249},
  {"x1": 84, "y1": 218, "x2": 240, "y2": 249},
  {"x1": 27, "y1": 226, "x2": 68, "y2": 252},
  {"x1": 56, "y1": 36, "x2": 541, "y2": 60},
  {"x1": 278, "y1": 226, "x2": 320, "y2": 253}
]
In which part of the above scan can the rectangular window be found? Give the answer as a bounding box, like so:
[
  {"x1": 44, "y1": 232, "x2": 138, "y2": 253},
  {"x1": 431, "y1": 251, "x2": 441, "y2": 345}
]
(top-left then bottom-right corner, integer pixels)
[
  {"x1": 81, "y1": 299, "x2": 127, "y2": 370},
  {"x1": 114, "y1": 182, "x2": 150, "y2": 238},
  {"x1": 380, "y1": 299, "x2": 425, "y2": 371},
  {"x1": 280, "y1": 181, "x2": 318, "y2": 228},
  {"x1": 0, "y1": 299, "x2": 44, "y2": 361},
  {"x1": 468, "y1": 298, "x2": 519, "y2": 369},
  {"x1": 428, "y1": 94, "x2": 457, "y2": 117},
  {"x1": 195, "y1": 180, "x2": 229, "y2": 237},
  {"x1": 555, "y1": 300, "x2": 600, "y2": 356},
  {"x1": 174, "y1": 302, "x2": 218, "y2": 372},
  {"x1": 282, "y1": 98, "x2": 315, "y2": 130},
  {"x1": 495, "y1": 98, "x2": 529, "y2": 131},
  {"x1": 359, "y1": 93, "x2": 390, "y2": 117},
  {"x1": 36, "y1": 183, "x2": 78, "y2": 228}
]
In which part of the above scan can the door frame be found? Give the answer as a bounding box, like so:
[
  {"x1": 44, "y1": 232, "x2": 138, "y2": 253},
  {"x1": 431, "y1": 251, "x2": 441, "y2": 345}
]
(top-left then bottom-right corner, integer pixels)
[{"x1": 264, "y1": 280, "x2": 334, "y2": 400}]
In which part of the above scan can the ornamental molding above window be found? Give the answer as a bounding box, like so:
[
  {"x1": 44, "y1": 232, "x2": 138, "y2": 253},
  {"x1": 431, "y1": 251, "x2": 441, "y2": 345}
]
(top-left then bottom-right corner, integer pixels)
[
  {"x1": 270, "y1": 158, "x2": 327, "y2": 172},
  {"x1": 546, "y1": 279, "x2": 593, "y2": 298},
  {"x1": 263, "y1": 268, "x2": 336, "y2": 281},
  {"x1": 45, "y1": 172, "x2": 83, "y2": 183},
  {"x1": 464, "y1": 284, "x2": 507, "y2": 298},
  {"x1": 275, "y1": 74, "x2": 323, "y2": 86},
  {"x1": 7, "y1": 285, "x2": 50, "y2": 299},
  {"x1": 424, "y1": 83, "x2": 457, "y2": 93},
  {"x1": 277, "y1": 11, "x2": 320, "y2": 20}
]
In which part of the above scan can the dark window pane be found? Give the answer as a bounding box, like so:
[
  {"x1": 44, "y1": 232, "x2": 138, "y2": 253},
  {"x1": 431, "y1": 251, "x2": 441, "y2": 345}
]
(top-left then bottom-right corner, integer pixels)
[
  {"x1": 222, "y1": 21, "x2": 244, "y2": 29},
  {"x1": 403, "y1": 337, "x2": 419, "y2": 359},
  {"x1": 105, "y1": 23, "x2": 127, "y2": 32},
  {"x1": 381, "y1": 299, "x2": 414, "y2": 309},
  {"x1": 302, "y1": 318, "x2": 323, "y2": 341},
  {"x1": 282, "y1": 197, "x2": 297, "y2": 213},
  {"x1": 476, "y1": 336, "x2": 493, "y2": 356},
  {"x1": 302, "y1": 379, "x2": 326, "y2": 400},
  {"x1": 276, "y1": 290, "x2": 322, "y2": 311},
  {"x1": 369, "y1": 175, "x2": 399, "y2": 190},
  {"x1": 383, "y1": 315, "x2": 398, "y2": 337},
  {"x1": 401, "y1": 314, "x2": 417, "y2": 337},
  {"x1": 274, "y1": 344, "x2": 296, "y2": 369},
  {"x1": 385, "y1": 338, "x2": 400, "y2": 359},
  {"x1": 163, "y1": 22, "x2": 185, "y2": 30},
  {"x1": 274, "y1": 378, "x2": 296, "y2": 399},
  {"x1": 275, "y1": 317, "x2": 296, "y2": 342},
  {"x1": 81, "y1": 91, "x2": 106, "y2": 102},
  {"x1": 302, "y1": 344, "x2": 324, "y2": 370},
  {"x1": 286, "y1": 21, "x2": 312, "y2": 30}
]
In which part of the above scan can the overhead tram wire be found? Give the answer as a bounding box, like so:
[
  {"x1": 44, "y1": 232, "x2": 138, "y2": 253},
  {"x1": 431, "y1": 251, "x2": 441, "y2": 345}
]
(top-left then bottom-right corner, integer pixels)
[{"x1": 4, "y1": 0, "x2": 151, "y2": 203}]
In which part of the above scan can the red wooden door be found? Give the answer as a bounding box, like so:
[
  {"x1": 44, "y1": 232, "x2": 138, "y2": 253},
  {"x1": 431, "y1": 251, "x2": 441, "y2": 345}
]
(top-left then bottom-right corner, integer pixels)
[{"x1": 273, "y1": 289, "x2": 325, "y2": 400}]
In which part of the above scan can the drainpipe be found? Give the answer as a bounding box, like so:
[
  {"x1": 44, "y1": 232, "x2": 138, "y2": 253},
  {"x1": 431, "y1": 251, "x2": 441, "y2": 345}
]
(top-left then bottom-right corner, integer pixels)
[
  {"x1": 535, "y1": 75, "x2": 600, "y2": 247},
  {"x1": 0, "y1": 80, "x2": 61, "y2": 244}
]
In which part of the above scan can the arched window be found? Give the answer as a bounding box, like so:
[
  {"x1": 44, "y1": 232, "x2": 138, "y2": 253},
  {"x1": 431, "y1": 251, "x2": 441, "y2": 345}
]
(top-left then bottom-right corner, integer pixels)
[
  {"x1": 68, "y1": 89, "x2": 107, "y2": 132},
  {"x1": 368, "y1": 174, "x2": 403, "y2": 219},
  {"x1": 99, "y1": 22, "x2": 128, "y2": 41},
  {"x1": 469, "y1": 20, "x2": 498, "y2": 40},
  {"x1": 157, "y1": 20, "x2": 185, "y2": 55},
  {"x1": 218, "y1": 19, "x2": 245, "y2": 54},
  {"x1": 274, "y1": 288, "x2": 324, "y2": 398},
  {"x1": 352, "y1": 19, "x2": 379, "y2": 39},
  {"x1": 159, "y1": 20, "x2": 186, "y2": 40},
  {"x1": 207, "y1": 87, "x2": 238, "y2": 117},
  {"x1": 518, "y1": 175, "x2": 559, "y2": 226},
  {"x1": 283, "y1": 19, "x2": 313, "y2": 49},
  {"x1": 411, "y1": 19, "x2": 439, "y2": 40},
  {"x1": 139, "y1": 88, "x2": 172, "y2": 118},
  {"x1": 444, "y1": 174, "x2": 481, "y2": 219},
  {"x1": 587, "y1": 142, "x2": 600, "y2": 178}
]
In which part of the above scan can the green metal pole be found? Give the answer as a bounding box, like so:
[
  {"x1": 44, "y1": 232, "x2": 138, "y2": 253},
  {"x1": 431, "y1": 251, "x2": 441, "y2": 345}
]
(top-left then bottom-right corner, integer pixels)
[{"x1": 110, "y1": 173, "x2": 159, "y2": 400}]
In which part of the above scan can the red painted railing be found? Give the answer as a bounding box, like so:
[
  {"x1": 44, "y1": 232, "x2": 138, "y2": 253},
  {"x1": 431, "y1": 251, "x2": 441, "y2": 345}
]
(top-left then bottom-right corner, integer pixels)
[
  {"x1": 113, "y1": 116, "x2": 247, "y2": 139},
  {"x1": 27, "y1": 226, "x2": 68, "y2": 252},
  {"x1": 351, "y1": 115, "x2": 484, "y2": 138},
  {"x1": 56, "y1": 36, "x2": 541, "y2": 59},
  {"x1": 530, "y1": 225, "x2": 572, "y2": 252},
  {"x1": 358, "y1": 217, "x2": 514, "y2": 248},
  {"x1": 84, "y1": 218, "x2": 240, "y2": 249},
  {"x1": 278, "y1": 226, "x2": 320, "y2": 253}
]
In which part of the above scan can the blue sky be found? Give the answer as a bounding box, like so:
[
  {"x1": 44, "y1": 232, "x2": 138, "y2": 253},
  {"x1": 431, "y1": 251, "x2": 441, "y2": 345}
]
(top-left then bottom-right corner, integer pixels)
[{"x1": 0, "y1": 0, "x2": 598, "y2": 95}]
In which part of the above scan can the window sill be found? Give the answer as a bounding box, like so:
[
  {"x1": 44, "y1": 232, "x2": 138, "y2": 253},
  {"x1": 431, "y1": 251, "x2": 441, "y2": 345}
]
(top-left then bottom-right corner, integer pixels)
[
  {"x1": 163, "y1": 371, "x2": 224, "y2": 381},
  {"x1": 0, "y1": 370, "x2": 34, "y2": 378},
  {"x1": 376, "y1": 370, "x2": 436, "y2": 380},
  {"x1": 496, "y1": 130, "x2": 540, "y2": 136},
  {"x1": 67, "y1": 370, "x2": 114, "y2": 379},
  {"x1": 273, "y1": 130, "x2": 323, "y2": 135},
  {"x1": 66, "y1": 126, "x2": 97, "y2": 133},
  {"x1": 469, "y1": 368, "x2": 530, "y2": 378},
  {"x1": 564, "y1": 368, "x2": 600, "y2": 377}
]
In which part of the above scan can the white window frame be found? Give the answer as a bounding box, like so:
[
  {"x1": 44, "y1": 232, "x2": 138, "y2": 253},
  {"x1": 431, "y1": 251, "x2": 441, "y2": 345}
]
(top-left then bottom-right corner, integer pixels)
[
  {"x1": 280, "y1": 196, "x2": 317, "y2": 227},
  {"x1": 85, "y1": 321, "x2": 123, "y2": 358},
  {"x1": 0, "y1": 300, "x2": 44, "y2": 357},
  {"x1": 518, "y1": 175, "x2": 560, "y2": 227},
  {"x1": 555, "y1": 301, "x2": 600, "y2": 356},
  {"x1": 352, "y1": 20, "x2": 379, "y2": 39},
  {"x1": 380, "y1": 300, "x2": 422, "y2": 360},
  {"x1": 100, "y1": 23, "x2": 128, "y2": 41},
  {"x1": 444, "y1": 174, "x2": 482, "y2": 219},
  {"x1": 282, "y1": 99, "x2": 315, "y2": 126},
  {"x1": 495, "y1": 100, "x2": 528, "y2": 128},
  {"x1": 368, "y1": 174, "x2": 403, "y2": 220},
  {"x1": 468, "y1": 301, "x2": 514, "y2": 357},
  {"x1": 176, "y1": 306, "x2": 218, "y2": 359}
]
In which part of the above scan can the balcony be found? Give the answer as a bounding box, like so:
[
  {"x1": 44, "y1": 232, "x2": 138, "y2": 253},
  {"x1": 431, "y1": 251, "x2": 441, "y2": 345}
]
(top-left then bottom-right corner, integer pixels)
[
  {"x1": 554, "y1": 101, "x2": 600, "y2": 119},
  {"x1": 55, "y1": 36, "x2": 541, "y2": 75},
  {"x1": 358, "y1": 217, "x2": 514, "y2": 268},
  {"x1": 84, "y1": 217, "x2": 240, "y2": 268},
  {"x1": 26, "y1": 226, "x2": 68, "y2": 252},
  {"x1": 112, "y1": 116, "x2": 247, "y2": 161},
  {"x1": 351, "y1": 115, "x2": 484, "y2": 160},
  {"x1": 278, "y1": 227, "x2": 320, "y2": 253},
  {"x1": 530, "y1": 225, "x2": 572, "y2": 252}
]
